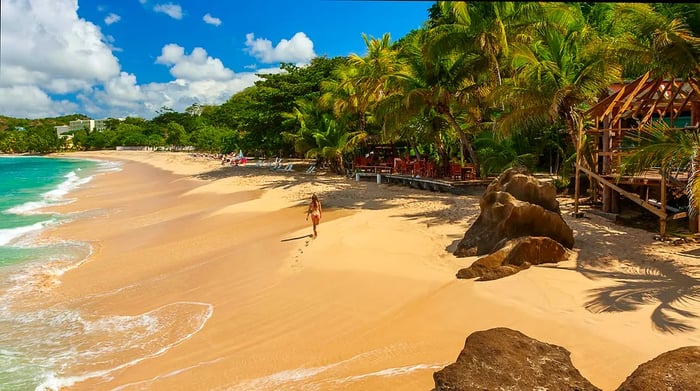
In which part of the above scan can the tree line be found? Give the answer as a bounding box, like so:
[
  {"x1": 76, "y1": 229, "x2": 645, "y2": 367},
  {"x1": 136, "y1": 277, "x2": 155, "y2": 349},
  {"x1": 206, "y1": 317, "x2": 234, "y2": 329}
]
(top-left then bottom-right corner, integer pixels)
[{"x1": 1, "y1": 2, "x2": 698, "y2": 185}]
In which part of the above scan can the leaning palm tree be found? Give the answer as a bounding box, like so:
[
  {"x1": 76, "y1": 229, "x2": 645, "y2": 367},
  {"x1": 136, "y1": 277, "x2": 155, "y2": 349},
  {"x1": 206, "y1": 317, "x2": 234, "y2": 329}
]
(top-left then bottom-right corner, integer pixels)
[
  {"x1": 619, "y1": 121, "x2": 700, "y2": 232},
  {"x1": 392, "y1": 27, "x2": 487, "y2": 170}
]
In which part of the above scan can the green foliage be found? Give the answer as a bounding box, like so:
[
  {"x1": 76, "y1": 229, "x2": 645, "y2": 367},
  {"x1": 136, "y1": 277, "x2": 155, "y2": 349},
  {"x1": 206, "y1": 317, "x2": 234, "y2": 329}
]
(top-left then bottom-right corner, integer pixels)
[
  {"x1": 474, "y1": 131, "x2": 536, "y2": 176},
  {"x1": 1, "y1": 0, "x2": 697, "y2": 186},
  {"x1": 191, "y1": 125, "x2": 235, "y2": 153},
  {"x1": 0, "y1": 114, "x2": 88, "y2": 133},
  {"x1": 621, "y1": 120, "x2": 700, "y2": 216},
  {"x1": 165, "y1": 122, "x2": 187, "y2": 146}
]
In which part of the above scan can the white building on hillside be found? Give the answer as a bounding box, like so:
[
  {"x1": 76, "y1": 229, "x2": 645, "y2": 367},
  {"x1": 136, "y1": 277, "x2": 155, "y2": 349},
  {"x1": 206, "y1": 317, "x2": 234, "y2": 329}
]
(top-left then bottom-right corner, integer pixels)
[
  {"x1": 56, "y1": 118, "x2": 111, "y2": 136},
  {"x1": 55, "y1": 125, "x2": 71, "y2": 136},
  {"x1": 68, "y1": 119, "x2": 94, "y2": 132}
]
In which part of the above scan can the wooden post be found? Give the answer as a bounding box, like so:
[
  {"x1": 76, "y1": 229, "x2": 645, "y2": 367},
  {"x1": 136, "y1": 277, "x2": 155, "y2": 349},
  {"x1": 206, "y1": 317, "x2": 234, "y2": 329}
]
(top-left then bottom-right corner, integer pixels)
[
  {"x1": 611, "y1": 188, "x2": 620, "y2": 213},
  {"x1": 573, "y1": 119, "x2": 583, "y2": 217},
  {"x1": 603, "y1": 186, "x2": 612, "y2": 213},
  {"x1": 660, "y1": 174, "x2": 667, "y2": 236},
  {"x1": 691, "y1": 214, "x2": 699, "y2": 234},
  {"x1": 602, "y1": 129, "x2": 610, "y2": 174}
]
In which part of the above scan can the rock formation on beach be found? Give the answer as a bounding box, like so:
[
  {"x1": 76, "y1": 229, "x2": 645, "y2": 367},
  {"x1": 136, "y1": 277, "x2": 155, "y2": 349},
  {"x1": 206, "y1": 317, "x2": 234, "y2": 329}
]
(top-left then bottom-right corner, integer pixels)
[
  {"x1": 433, "y1": 328, "x2": 700, "y2": 391},
  {"x1": 615, "y1": 346, "x2": 700, "y2": 391},
  {"x1": 454, "y1": 167, "x2": 574, "y2": 280},
  {"x1": 433, "y1": 327, "x2": 601, "y2": 391}
]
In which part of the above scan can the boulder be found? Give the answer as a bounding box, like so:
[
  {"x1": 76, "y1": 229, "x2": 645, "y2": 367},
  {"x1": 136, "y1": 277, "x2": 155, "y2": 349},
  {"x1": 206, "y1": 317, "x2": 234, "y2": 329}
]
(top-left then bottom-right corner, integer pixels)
[
  {"x1": 454, "y1": 168, "x2": 574, "y2": 265},
  {"x1": 454, "y1": 190, "x2": 574, "y2": 257},
  {"x1": 456, "y1": 236, "x2": 571, "y2": 281},
  {"x1": 433, "y1": 327, "x2": 601, "y2": 391},
  {"x1": 616, "y1": 346, "x2": 700, "y2": 391},
  {"x1": 486, "y1": 166, "x2": 561, "y2": 213}
]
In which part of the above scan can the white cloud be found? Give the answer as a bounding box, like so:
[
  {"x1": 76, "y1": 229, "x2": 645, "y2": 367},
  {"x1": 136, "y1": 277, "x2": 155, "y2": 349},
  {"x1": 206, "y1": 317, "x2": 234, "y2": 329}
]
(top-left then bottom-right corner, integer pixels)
[
  {"x1": 105, "y1": 72, "x2": 144, "y2": 103},
  {"x1": 0, "y1": 85, "x2": 77, "y2": 118},
  {"x1": 104, "y1": 13, "x2": 121, "y2": 25},
  {"x1": 0, "y1": 0, "x2": 120, "y2": 94},
  {"x1": 156, "y1": 44, "x2": 234, "y2": 81},
  {"x1": 0, "y1": 0, "x2": 283, "y2": 120},
  {"x1": 153, "y1": 3, "x2": 183, "y2": 20},
  {"x1": 203, "y1": 13, "x2": 221, "y2": 26},
  {"x1": 244, "y1": 32, "x2": 316, "y2": 64},
  {"x1": 87, "y1": 67, "x2": 284, "y2": 119}
]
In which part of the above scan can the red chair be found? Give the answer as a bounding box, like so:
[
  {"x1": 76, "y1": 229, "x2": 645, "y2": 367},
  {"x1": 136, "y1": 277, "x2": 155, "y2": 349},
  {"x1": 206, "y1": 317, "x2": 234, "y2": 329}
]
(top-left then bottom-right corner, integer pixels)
[
  {"x1": 393, "y1": 158, "x2": 407, "y2": 175},
  {"x1": 426, "y1": 161, "x2": 435, "y2": 178},
  {"x1": 463, "y1": 163, "x2": 476, "y2": 180},
  {"x1": 413, "y1": 160, "x2": 425, "y2": 177},
  {"x1": 449, "y1": 163, "x2": 462, "y2": 180}
]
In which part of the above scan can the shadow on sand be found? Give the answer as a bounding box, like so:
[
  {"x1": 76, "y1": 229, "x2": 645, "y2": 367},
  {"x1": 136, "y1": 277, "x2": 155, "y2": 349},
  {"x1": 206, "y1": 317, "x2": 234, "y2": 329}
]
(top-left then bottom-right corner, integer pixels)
[{"x1": 558, "y1": 215, "x2": 700, "y2": 334}]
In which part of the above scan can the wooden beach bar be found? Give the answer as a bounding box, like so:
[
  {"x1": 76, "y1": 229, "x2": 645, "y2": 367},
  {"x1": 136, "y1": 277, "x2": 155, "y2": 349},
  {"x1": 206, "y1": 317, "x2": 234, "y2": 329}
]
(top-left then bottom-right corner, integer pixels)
[{"x1": 577, "y1": 72, "x2": 699, "y2": 235}]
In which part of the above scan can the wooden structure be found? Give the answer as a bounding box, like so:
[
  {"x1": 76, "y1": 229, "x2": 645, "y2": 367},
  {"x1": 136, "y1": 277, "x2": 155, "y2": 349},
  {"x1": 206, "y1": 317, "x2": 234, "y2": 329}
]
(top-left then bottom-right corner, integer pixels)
[
  {"x1": 353, "y1": 171, "x2": 490, "y2": 194},
  {"x1": 579, "y1": 72, "x2": 699, "y2": 235}
]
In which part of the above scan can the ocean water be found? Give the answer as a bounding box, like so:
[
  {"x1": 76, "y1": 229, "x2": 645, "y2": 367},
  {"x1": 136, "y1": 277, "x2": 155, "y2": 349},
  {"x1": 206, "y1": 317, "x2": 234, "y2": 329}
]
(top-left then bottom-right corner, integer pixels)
[{"x1": 0, "y1": 156, "x2": 215, "y2": 391}]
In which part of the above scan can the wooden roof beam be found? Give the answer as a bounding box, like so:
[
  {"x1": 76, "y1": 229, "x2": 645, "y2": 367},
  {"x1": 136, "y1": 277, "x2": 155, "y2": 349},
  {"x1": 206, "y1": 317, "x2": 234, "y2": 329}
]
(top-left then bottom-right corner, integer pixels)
[
  {"x1": 585, "y1": 72, "x2": 650, "y2": 119},
  {"x1": 639, "y1": 78, "x2": 664, "y2": 101},
  {"x1": 687, "y1": 78, "x2": 700, "y2": 102},
  {"x1": 610, "y1": 72, "x2": 652, "y2": 126},
  {"x1": 640, "y1": 78, "x2": 675, "y2": 124},
  {"x1": 672, "y1": 87, "x2": 696, "y2": 120},
  {"x1": 658, "y1": 79, "x2": 683, "y2": 119}
]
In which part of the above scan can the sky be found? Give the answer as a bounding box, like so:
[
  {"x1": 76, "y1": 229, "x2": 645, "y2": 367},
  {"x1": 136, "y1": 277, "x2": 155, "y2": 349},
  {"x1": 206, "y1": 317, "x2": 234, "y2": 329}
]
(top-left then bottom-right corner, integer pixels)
[{"x1": 0, "y1": 0, "x2": 432, "y2": 120}]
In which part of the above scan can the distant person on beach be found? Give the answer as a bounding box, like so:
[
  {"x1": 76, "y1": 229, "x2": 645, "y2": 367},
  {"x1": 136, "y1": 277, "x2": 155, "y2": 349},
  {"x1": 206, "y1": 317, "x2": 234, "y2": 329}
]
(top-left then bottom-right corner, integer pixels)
[{"x1": 306, "y1": 194, "x2": 323, "y2": 238}]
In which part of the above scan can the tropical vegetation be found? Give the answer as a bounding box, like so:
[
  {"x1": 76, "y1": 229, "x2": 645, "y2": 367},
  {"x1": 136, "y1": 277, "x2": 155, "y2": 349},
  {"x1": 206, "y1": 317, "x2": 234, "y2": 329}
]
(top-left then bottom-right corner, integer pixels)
[{"x1": 2, "y1": 2, "x2": 699, "y2": 191}]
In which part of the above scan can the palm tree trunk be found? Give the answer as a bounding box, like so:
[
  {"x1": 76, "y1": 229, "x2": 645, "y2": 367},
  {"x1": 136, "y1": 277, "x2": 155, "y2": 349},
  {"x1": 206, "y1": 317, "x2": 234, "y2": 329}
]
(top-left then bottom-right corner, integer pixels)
[{"x1": 443, "y1": 112, "x2": 479, "y2": 173}]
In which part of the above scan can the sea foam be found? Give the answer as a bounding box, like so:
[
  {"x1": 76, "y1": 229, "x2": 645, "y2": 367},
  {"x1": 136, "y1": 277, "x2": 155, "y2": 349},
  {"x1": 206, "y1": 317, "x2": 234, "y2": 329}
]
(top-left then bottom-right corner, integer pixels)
[
  {"x1": 6, "y1": 170, "x2": 93, "y2": 215},
  {"x1": 28, "y1": 302, "x2": 214, "y2": 391},
  {"x1": 0, "y1": 219, "x2": 57, "y2": 246}
]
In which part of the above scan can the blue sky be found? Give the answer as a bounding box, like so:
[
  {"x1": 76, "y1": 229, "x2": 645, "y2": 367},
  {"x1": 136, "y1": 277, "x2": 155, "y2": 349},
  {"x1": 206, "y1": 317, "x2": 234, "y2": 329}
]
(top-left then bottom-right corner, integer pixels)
[{"x1": 0, "y1": 0, "x2": 432, "y2": 119}]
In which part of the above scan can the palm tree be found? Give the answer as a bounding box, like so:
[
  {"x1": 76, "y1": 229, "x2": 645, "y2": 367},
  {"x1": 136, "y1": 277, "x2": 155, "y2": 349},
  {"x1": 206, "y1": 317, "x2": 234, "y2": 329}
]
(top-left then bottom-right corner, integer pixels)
[
  {"x1": 281, "y1": 98, "x2": 326, "y2": 155},
  {"x1": 494, "y1": 3, "x2": 622, "y2": 144},
  {"x1": 428, "y1": 1, "x2": 537, "y2": 89},
  {"x1": 282, "y1": 97, "x2": 365, "y2": 174},
  {"x1": 321, "y1": 33, "x2": 402, "y2": 141},
  {"x1": 611, "y1": 3, "x2": 700, "y2": 79},
  {"x1": 392, "y1": 27, "x2": 484, "y2": 170},
  {"x1": 305, "y1": 117, "x2": 363, "y2": 174}
]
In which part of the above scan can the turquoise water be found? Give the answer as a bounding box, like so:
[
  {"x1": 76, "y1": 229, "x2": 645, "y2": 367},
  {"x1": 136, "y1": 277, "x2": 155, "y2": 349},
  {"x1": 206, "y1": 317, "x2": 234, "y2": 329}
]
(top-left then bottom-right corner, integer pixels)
[
  {"x1": 0, "y1": 157, "x2": 98, "y2": 266},
  {"x1": 0, "y1": 156, "x2": 213, "y2": 390},
  {"x1": 0, "y1": 156, "x2": 107, "y2": 390}
]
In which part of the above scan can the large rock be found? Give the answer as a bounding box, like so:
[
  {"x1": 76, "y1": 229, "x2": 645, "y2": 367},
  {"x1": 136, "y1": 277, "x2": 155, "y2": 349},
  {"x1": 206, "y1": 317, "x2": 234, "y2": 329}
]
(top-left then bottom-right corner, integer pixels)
[
  {"x1": 486, "y1": 166, "x2": 561, "y2": 213},
  {"x1": 433, "y1": 327, "x2": 601, "y2": 391},
  {"x1": 616, "y1": 346, "x2": 700, "y2": 391},
  {"x1": 454, "y1": 168, "x2": 574, "y2": 258},
  {"x1": 456, "y1": 236, "x2": 571, "y2": 281}
]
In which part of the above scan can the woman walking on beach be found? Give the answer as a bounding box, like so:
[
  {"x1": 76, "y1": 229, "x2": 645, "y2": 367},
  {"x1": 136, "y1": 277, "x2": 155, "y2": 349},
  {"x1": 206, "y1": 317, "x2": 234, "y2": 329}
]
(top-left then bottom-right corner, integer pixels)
[{"x1": 306, "y1": 194, "x2": 322, "y2": 238}]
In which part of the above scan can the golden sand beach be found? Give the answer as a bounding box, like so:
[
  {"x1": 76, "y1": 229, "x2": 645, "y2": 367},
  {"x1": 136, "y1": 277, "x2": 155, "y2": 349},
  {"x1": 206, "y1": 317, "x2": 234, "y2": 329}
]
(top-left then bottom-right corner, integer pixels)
[{"x1": 42, "y1": 151, "x2": 699, "y2": 390}]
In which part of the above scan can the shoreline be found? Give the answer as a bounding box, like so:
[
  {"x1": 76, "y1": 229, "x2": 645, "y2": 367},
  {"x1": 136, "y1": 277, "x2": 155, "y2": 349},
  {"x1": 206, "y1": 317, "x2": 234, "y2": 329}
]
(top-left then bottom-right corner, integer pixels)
[{"x1": 31, "y1": 151, "x2": 700, "y2": 390}]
